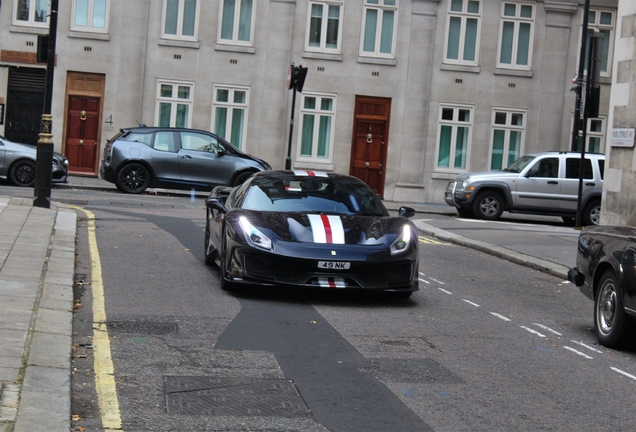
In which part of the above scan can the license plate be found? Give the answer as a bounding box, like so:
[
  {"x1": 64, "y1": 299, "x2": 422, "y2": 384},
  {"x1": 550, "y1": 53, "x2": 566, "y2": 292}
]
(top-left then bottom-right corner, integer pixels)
[{"x1": 318, "y1": 261, "x2": 350, "y2": 270}]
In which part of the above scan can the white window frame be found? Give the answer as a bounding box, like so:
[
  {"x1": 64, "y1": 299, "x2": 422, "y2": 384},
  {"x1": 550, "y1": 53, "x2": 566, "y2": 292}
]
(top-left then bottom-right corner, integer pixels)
[
  {"x1": 583, "y1": 9, "x2": 615, "y2": 78},
  {"x1": 71, "y1": 0, "x2": 110, "y2": 33},
  {"x1": 211, "y1": 85, "x2": 250, "y2": 151},
  {"x1": 435, "y1": 104, "x2": 473, "y2": 173},
  {"x1": 443, "y1": 0, "x2": 481, "y2": 66},
  {"x1": 217, "y1": 0, "x2": 257, "y2": 46},
  {"x1": 161, "y1": 0, "x2": 200, "y2": 42},
  {"x1": 154, "y1": 80, "x2": 194, "y2": 128},
  {"x1": 574, "y1": 116, "x2": 606, "y2": 154},
  {"x1": 496, "y1": 2, "x2": 535, "y2": 70},
  {"x1": 12, "y1": 0, "x2": 49, "y2": 27},
  {"x1": 359, "y1": 0, "x2": 399, "y2": 59},
  {"x1": 305, "y1": 0, "x2": 344, "y2": 54},
  {"x1": 489, "y1": 108, "x2": 526, "y2": 171},
  {"x1": 296, "y1": 92, "x2": 337, "y2": 164}
]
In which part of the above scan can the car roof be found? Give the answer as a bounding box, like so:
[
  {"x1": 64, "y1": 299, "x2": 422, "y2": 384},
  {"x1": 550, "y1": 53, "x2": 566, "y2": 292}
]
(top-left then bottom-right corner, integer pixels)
[
  {"x1": 251, "y1": 170, "x2": 363, "y2": 183},
  {"x1": 121, "y1": 126, "x2": 213, "y2": 134},
  {"x1": 525, "y1": 151, "x2": 605, "y2": 158}
]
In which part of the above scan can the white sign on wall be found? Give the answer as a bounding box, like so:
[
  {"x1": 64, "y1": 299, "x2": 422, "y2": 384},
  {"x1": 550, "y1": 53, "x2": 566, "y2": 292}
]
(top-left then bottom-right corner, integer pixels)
[{"x1": 611, "y1": 128, "x2": 635, "y2": 148}]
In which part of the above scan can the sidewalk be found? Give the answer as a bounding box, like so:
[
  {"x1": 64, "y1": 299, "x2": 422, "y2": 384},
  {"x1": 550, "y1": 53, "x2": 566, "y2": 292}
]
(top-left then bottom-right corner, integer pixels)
[{"x1": 0, "y1": 175, "x2": 577, "y2": 431}]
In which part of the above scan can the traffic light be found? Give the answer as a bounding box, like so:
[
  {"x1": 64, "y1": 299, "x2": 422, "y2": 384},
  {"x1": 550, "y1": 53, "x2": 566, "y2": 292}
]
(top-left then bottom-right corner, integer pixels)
[
  {"x1": 586, "y1": 32, "x2": 604, "y2": 118},
  {"x1": 289, "y1": 64, "x2": 308, "y2": 93}
]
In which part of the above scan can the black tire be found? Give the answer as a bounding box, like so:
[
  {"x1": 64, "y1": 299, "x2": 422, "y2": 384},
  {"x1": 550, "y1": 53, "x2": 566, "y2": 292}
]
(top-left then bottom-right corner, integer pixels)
[
  {"x1": 203, "y1": 210, "x2": 217, "y2": 267},
  {"x1": 582, "y1": 201, "x2": 601, "y2": 226},
  {"x1": 595, "y1": 270, "x2": 629, "y2": 348},
  {"x1": 116, "y1": 163, "x2": 151, "y2": 194},
  {"x1": 219, "y1": 233, "x2": 236, "y2": 291},
  {"x1": 232, "y1": 170, "x2": 255, "y2": 187},
  {"x1": 472, "y1": 191, "x2": 504, "y2": 221},
  {"x1": 9, "y1": 159, "x2": 36, "y2": 187},
  {"x1": 456, "y1": 207, "x2": 474, "y2": 219}
]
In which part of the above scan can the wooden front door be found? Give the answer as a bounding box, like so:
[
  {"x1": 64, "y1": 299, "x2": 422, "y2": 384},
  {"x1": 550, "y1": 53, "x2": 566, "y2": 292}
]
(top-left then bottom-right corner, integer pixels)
[
  {"x1": 66, "y1": 96, "x2": 100, "y2": 173},
  {"x1": 349, "y1": 96, "x2": 391, "y2": 196}
]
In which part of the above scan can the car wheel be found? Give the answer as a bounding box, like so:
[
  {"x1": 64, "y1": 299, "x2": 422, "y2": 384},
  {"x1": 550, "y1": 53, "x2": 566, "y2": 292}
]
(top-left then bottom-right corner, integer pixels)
[
  {"x1": 232, "y1": 170, "x2": 255, "y2": 187},
  {"x1": 595, "y1": 270, "x2": 629, "y2": 348},
  {"x1": 9, "y1": 159, "x2": 36, "y2": 187},
  {"x1": 582, "y1": 201, "x2": 601, "y2": 226},
  {"x1": 116, "y1": 163, "x2": 151, "y2": 194},
  {"x1": 472, "y1": 191, "x2": 504, "y2": 221},
  {"x1": 204, "y1": 211, "x2": 217, "y2": 267},
  {"x1": 456, "y1": 207, "x2": 474, "y2": 219},
  {"x1": 219, "y1": 232, "x2": 236, "y2": 291}
]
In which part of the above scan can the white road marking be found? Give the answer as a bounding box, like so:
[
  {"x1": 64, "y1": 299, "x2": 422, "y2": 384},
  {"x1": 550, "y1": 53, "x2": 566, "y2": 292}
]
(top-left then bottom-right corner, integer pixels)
[
  {"x1": 520, "y1": 326, "x2": 546, "y2": 338},
  {"x1": 532, "y1": 323, "x2": 563, "y2": 336},
  {"x1": 611, "y1": 367, "x2": 636, "y2": 381},
  {"x1": 570, "y1": 340, "x2": 603, "y2": 354},
  {"x1": 418, "y1": 278, "x2": 431, "y2": 284},
  {"x1": 564, "y1": 346, "x2": 594, "y2": 359},
  {"x1": 462, "y1": 299, "x2": 480, "y2": 307},
  {"x1": 438, "y1": 288, "x2": 452, "y2": 295},
  {"x1": 429, "y1": 277, "x2": 446, "y2": 285},
  {"x1": 490, "y1": 312, "x2": 511, "y2": 322}
]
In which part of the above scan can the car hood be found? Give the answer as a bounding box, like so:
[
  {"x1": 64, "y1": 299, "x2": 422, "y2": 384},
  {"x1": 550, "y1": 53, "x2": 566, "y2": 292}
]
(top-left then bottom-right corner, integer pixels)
[
  {"x1": 455, "y1": 170, "x2": 520, "y2": 181},
  {"x1": 2, "y1": 139, "x2": 67, "y2": 161},
  {"x1": 232, "y1": 211, "x2": 411, "y2": 246}
]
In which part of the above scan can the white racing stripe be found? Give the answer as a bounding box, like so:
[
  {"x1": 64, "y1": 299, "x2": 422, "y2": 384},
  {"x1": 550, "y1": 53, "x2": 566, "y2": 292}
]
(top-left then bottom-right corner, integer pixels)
[
  {"x1": 317, "y1": 277, "x2": 346, "y2": 288},
  {"x1": 308, "y1": 214, "x2": 345, "y2": 244},
  {"x1": 293, "y1": 169, "x2": 328, "y2": 177}
]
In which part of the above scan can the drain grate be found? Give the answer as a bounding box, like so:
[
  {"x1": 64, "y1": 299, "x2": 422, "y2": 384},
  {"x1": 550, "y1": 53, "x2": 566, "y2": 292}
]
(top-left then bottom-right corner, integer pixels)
[
  {"x1": 164, "y1": 376, "x2": 310, "y2": 417},
  {"x1": 105, "y1": 321, "x2": 178, "y2": 334}
]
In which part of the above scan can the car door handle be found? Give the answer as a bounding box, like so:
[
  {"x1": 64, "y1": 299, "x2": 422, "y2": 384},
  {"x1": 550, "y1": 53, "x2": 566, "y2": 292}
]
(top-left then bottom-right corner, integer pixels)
[
  {"x1": 547, "y1": 181, "x2": 558, "y2": 184},
  {"x1": 585, "y1": 182, "x2": 595, "y2": 186},
  {"x1": 180, "y1": 155, "x2": 192, "y2": 159}
]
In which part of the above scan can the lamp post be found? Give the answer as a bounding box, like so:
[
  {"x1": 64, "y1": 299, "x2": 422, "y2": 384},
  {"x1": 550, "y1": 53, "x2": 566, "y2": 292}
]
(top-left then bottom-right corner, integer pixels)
[
  {"x1": 570, "y1": 0, "x2": 591, "y2": 153},
  {"x1": 34, "y1": 0, "x2": 59, "y2": 209}
]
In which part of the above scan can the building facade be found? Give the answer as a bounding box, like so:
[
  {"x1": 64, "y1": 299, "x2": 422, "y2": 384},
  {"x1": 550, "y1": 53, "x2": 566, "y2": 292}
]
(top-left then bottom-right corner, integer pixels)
[{"x1": 0, "y1": 0, "x2": 619, "y2": 202}]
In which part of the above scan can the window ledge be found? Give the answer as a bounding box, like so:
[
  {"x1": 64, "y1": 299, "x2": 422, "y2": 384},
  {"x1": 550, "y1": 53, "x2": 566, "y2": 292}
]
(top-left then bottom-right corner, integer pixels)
[
  {"x1": 214, "y1": 44, "x2": 256, "y2": 54},
  {"x1": 10, "y1": 25, "x2": 49, "y2": 35},
  {"x1": 441, "y1": 63, "x2": 481, "y2": 74},
  {"x1": 159, "y1": 39, "x2": 200, "y2": 49},
  {"x1": 302, "y1": 51, "x2": 343, "y2": 62},
  {"x1": 600, "y1": 76, "x2": 611, "y2": 85},
  {"x1": 68, "y1": 30, "x2": 111, "y2": 41},
  {"x1": 294, "y1": 161, "x2": 335, "y2": 171},
  {"x1": 494, "y1": 68, "x2": 533, "y2": 78},
  {"x1": 357, "y1": 56, "x2": 397, "y2": 66},
  {"x1": 432, "y1": 172, "x2": 461, "y2": 180}
]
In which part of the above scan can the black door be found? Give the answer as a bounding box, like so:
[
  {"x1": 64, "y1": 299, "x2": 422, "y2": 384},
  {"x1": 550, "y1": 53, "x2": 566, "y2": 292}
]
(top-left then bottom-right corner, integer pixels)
[{"x1": 6, "y1": 67, "x2": 46, "y2": 145}]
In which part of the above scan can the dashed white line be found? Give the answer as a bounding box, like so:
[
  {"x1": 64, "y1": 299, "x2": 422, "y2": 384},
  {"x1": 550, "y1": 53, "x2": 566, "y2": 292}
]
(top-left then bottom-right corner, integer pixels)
[
  {"x1": 564, "y1": 346, "x2": 594, "y2": 359},
  {"x1": 570, "y1": 340, "x2": 603, "y2": 354},
  {"x1": 611, "y1": 367, "x2": 636, "y2": 381},
  {"x1": 438, "y1": 288, "x2": 452, "y2": 295},
  {"x1": 462, "y1": 299, "x2": 480, "y2": 307},
  {"x1": 532, "y1": 323, "x2": 563, "y2": 336},
  {"x1": 490, "y1": 312, "x2": 511, "y2": 322},
  {"x1": 429, "y1": 277, "x2": 446, "y2": 285},
  {"x1": 520, "y1": 326, "x2": 546, "y2": 338},
  {"x1": 418, "y1": 278, "x2": 431, "y2": 284}
]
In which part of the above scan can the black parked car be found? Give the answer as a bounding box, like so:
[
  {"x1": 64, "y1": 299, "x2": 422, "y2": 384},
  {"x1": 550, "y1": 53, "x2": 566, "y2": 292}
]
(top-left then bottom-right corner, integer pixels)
[
  {"x1": 569, "y1": 225, "x2": 636, "y2": 348},
  {"x1": 204, "y1": 170, "x2": 419, "y2": 298},
  {"x1": 0, "y1": 134, "x2": 68, "y2": 187},
  {"x1": 100, "y1": 126, "x2": 271, "y2": 194}
]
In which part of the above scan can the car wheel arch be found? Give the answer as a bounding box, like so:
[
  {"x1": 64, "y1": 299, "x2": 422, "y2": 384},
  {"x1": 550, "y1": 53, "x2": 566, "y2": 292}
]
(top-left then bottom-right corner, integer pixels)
[
  {"x1": 593, "y1": 262, "x2": 622, "y2": 300},
  {"x1": 470, "y1": 184, "x2": 511, "y2": 208},
  {"x1": 118, "y1": 160, "x2": 156, "y2": 184},
  {"x1": 231, "y1": 169, "x2": 257, "y2": 187}
]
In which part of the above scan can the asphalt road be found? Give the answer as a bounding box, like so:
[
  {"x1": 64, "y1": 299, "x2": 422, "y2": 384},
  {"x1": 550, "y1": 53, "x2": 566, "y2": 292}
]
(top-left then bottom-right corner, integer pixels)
[{"x1": 3, "y1": 185, "x2": 635, "y2": 431}]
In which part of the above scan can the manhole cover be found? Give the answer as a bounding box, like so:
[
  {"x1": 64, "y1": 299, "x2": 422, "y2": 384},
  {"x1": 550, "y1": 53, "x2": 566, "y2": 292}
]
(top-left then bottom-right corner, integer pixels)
[
  {"x1": 164, "y1": 376, "x2": 310, "y2": 417},
  {"x1": 105, "y1": 321, "x2": 178, "y2": 334}
]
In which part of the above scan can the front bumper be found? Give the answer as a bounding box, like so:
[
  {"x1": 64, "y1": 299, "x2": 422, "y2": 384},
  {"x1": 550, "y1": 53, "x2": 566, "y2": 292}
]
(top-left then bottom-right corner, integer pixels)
[{"x1": 445, "y1": 180, "x2": 474, "y2": 208}]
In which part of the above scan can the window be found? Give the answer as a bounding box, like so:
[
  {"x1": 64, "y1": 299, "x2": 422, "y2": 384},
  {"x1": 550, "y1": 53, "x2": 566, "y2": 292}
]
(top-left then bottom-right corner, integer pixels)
[
  {"x1": 71, "y1": 0, "x2": 109, "y2": 33},
  {"x1": 297, "y1": 93, "x2": 337, "y2": 163},
  {"x1": 445, "y1": 0, "x2": 481, "y2": 65},
  {"x1": 490, "y1": 109, "x2": 525, "y2": 170},
  {"x1": 306, "y1": 1, "x2": 343, "y2": 53},
  {"x1": 218, "y1": 0, "x2": 256, "y2": 45},
  {"x1": 584, "y1": 9, "x2": 614, "y2": 77},
  {"x1": 212, "y1": 86, "x2": 249, "y2": 151},
  {"x1": 436, "y1": 105, "x2": 472, "y2": 171},
  {"x1": 497, "y1": 2, "x2": 534, "y2": 69},
  {"x1": 162, "y1": 0, "x2": 199, "y2": 41},
  {"x1": 575, "y1": 117, "x2": 605, "y2": 153},
  {"x1": 155, "y1": 81, "x2": 193, "y2": 128},
  {"x1": 180, "y1": 131, "x2": 221, "y2": 152},
  {"x1": 360, "y1": 0, "x2": 398, "y2": 58},
  {"x1": 12, "y1": 0, "x2": 48, "y2": 27},
  {"x1": 565, "y1": 158, "x2": 593, "y2": 180}
]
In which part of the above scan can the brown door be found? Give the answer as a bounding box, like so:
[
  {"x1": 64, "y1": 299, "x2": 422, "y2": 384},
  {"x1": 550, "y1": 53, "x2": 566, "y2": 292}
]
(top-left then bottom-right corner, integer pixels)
[
  {"x1": 349, "y1": 96, "x2": 391, "y2": 196},
  {"x1": 66, "y1": 96, "x2": 100, "y2": 173}
]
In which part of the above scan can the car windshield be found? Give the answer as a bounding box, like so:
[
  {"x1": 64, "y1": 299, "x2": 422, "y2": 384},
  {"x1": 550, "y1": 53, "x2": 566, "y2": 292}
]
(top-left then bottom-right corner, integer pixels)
[
  {"x1": 241, "y1": 176, "x2": 389, "y2": 216},
  {"x1": 504, "y1": 155, "x2": 536, "y2": 173}
]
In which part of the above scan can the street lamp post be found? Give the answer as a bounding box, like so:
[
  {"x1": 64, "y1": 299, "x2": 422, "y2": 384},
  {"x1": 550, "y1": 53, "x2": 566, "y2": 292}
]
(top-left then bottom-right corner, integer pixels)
[
  {"x1": 571, "y1": 0, "x2": 591, "y2": 153},
  {"x1": 34, "y1": 0, "x2": 59, "y2": 209}
]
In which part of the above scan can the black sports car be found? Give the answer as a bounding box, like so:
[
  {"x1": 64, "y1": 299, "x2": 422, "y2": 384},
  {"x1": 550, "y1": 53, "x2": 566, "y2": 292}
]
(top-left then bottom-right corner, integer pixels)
[
  {"x1": 204, "y1": 170, "x2": 419, "y2": 298},
  {"x1": 568, "y1": 224, "x2": 636, "y2": 348}
]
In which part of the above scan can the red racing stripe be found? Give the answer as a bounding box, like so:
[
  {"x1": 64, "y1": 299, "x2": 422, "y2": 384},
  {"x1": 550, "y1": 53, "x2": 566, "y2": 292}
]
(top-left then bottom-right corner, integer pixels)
[
  {"x1": 306, "y1": 171, "x2": 315, "y2": 176},
  {"x1": 320, "y1": 214, "x2": 332, "y2": 243},
  {"x1": 328, "y1": 277, "x2": 337, "y2": 288}
]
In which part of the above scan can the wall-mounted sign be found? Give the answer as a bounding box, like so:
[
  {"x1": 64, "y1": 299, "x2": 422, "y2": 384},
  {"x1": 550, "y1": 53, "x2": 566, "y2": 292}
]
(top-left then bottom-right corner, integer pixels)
[
  {"x1": 611, "y1": 128, "x2": 635, "y2": 148},
  {"x1": 0, "y1": 103, "x2": 4, "y2": 126}
]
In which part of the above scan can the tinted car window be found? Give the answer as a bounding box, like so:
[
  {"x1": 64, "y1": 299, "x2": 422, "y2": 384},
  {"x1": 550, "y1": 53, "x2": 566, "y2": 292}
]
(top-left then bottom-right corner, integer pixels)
[
  {"x1": 242, "y1": 177, "x2": 388, "y2": 216},
  {"x1": 532, "y1": 157, "x2": 559, "y2": 178},
  {"x1": 180, "y1": 132, "x2": 220, "y2": 152},
  {"x1": 154, "y1": 131, "x2": 176, "y2": 152},
  {"x1": 565, "y1": 158, "x2": 593, "y2": 180},
  {"x1": 598, "y1": 159, "x2": 604, "y2": 180},
  {"x1": 123, "y1": 132, "x2": 153, "y2": 146}
]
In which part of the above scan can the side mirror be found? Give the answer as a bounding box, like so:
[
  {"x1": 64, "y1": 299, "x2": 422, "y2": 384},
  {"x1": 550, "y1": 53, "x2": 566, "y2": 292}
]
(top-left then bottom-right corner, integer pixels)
[
  {"x1": 525, "y1": 169, "x2": 538, "y2": 178},
  {"x1": 399, "y1": 206, "x2": 415, "y2": 218},
  {"x1": 205, "y1": 197, "x2": 227, "y2": 214}
]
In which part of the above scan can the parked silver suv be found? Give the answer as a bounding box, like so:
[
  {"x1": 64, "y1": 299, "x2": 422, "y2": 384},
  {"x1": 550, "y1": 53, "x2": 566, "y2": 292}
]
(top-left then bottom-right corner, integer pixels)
[{"x1": 445, "y1": 152, "x2": 605, "y2": 225}]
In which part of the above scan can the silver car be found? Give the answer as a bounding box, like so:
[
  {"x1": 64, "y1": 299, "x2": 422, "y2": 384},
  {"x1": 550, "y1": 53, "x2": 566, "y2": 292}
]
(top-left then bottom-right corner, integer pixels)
[
  {"x1": 100, "y1": 127, "x2": 272, "y2": 194},
  {"x1": 0, "y1": 135, "x2": 69, "y2": 187}
]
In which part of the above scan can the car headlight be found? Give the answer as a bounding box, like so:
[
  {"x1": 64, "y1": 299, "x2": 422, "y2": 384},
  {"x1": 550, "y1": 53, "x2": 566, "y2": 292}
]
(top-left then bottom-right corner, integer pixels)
[
  {"x1": 239, "y1": 216, "x2": 272, "y2": 250},
  {"x1": 390, "y1": 224, "x2": 412, "y2": 255}
]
